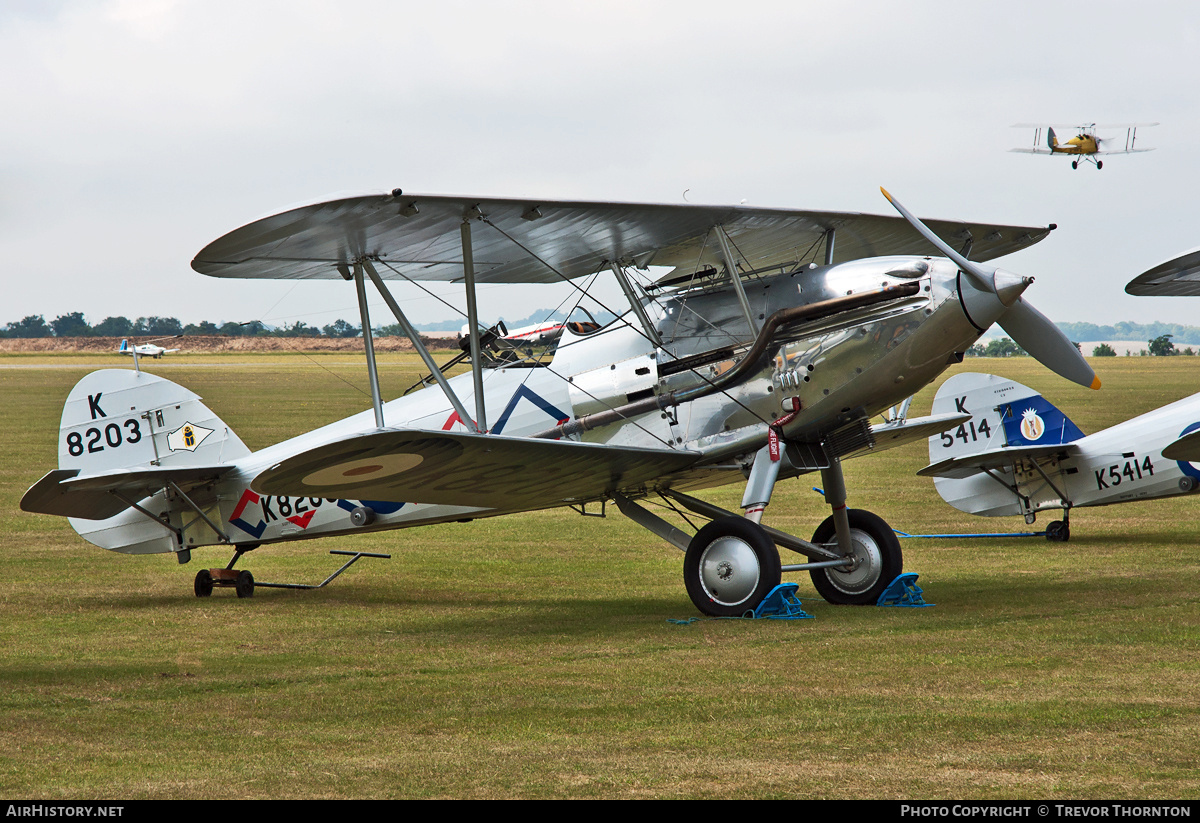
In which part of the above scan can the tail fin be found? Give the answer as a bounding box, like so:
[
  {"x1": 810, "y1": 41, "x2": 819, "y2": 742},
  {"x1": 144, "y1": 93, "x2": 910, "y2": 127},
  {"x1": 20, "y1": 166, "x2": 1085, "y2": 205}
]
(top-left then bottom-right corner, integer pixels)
[
  {"x1": 927, "y1": 372, "x2": 1083, "y2": 517},
  {"x1": 59, "y1": 369, "x2": 248, "y2": 474},
  {"x1": 1047, "y1": 126, "x2": 1058, "y2": 150},
  {"x1": 54, "y1": 369, "x2": 249, "y2": 554},
  {"x1": 119, "y1": 338, "x2": 129, "y2": 353},
  {"x1": 928, "y1": 372, "x2": 1083, "y2": 463}
]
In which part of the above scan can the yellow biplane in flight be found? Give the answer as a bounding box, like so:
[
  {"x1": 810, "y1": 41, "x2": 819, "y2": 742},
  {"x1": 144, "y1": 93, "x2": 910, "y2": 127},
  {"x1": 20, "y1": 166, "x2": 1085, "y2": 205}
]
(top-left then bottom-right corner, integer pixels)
[{"x1": 1011, "y1": 123, "x2": 1156, "y2": 169}]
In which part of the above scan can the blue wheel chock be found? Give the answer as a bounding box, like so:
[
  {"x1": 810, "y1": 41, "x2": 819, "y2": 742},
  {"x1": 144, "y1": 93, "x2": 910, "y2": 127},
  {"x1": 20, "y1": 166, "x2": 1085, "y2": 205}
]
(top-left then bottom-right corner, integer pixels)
[
  {"x1": 753, "y1": 583, "x2": 814, "y2": 620},
  {"x1": 876, "y1": 573, "x2": 932, "y2": 607}
]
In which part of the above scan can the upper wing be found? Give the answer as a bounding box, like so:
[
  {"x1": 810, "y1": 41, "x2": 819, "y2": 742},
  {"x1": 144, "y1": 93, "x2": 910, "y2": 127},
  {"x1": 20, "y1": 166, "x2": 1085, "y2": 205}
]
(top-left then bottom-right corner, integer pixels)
[
  {"x1": 252, "y1": 428, "x2": 702, "y2": 511},
  {"x1": 1126, "y1": 246, "x2": 1200, "y2": 296},
  {"x1": 191, "y1": 192, "x2": 1055, "y2": 284}
]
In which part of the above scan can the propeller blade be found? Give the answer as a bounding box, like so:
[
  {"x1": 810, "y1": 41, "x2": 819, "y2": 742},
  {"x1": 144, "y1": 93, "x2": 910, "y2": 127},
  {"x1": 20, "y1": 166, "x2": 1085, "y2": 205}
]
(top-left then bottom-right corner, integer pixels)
[
  {"x1": 999, "y1": 298, "x2": 1100, "y2": 390},
  {"x1": 879, "y1": 188, "x2": 994, "y2": 292}
]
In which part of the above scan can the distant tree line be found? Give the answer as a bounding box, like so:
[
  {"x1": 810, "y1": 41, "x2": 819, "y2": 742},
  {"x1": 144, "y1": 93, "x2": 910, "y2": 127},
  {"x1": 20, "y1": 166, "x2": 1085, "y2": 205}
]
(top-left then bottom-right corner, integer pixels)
[
  {"x1": 1, "y1": 307, "x2": 614, "y2": 339},
  {"x1": 968, "y1": 335, "x2": 1195, "y2": 358},
  {"x1": 0, "y1": 313, "x2": 368, "y2": 339},
  {"x1": 1055, "y1": 321, "x2": 1200, "y2": 346}
]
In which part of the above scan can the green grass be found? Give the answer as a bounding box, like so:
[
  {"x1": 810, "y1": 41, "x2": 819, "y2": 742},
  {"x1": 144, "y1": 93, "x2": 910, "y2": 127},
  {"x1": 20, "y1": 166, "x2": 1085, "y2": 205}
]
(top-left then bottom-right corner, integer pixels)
[{"x1": 1, "y1": 354, "x2": 1198, "y2": 798}]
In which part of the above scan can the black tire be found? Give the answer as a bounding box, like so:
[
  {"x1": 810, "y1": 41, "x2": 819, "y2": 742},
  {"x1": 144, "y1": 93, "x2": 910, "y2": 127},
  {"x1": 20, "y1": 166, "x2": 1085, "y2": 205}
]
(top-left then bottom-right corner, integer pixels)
[
  {"x1": 350, "y1": 506, "x2": 376, "y2": 527},
  {"x1": 684, "y1": 516, "x2": 781, "y2": 617},
  {"x1": 1096, "y1": 161, "x2": 1103, "y2": 170},
  {"x1": 1072, "y1": 160, "x2": 1078, "y2": 169},
  {"x1": 1045, "y1": 520, "x2": 1070, "y2": 542},
  {"x1": 809, "y1": 509, "x2": 902, "y2": 605},
  {"x1": 194, "y1": 569, "x2": 213, "y2": 598},
  {"x1": 235, "y1": 570, "x2": 255, "y2": 599}
]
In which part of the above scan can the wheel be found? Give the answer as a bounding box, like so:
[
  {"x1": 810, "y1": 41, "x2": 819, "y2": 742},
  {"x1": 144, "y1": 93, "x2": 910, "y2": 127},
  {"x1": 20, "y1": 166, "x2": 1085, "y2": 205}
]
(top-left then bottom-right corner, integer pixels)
[
  {"x1": 350, "y1": 505, "x2": 376, "y2": 527},
  {"x1": 684, "y1": 516, "x2": 781, "y2": 617},
  {"x1": 1072, "y1": 160, "x2": 1078, "y2": 169},
  {"x1": 1045, "y1": 520, "x2": 1070, "y2": 542},
  {"x1": 809, "y1": 509, "x2": 902, "y2": 605},
  {"x1": 235, "y1": 570, "x2": 255, "y2": 598},
  {"x1": 194, "y1": 569, "x2": 213, "y2": 598},
  {"x1": 1096, "y1": 160, "x2": 1103, "y2": 170}
]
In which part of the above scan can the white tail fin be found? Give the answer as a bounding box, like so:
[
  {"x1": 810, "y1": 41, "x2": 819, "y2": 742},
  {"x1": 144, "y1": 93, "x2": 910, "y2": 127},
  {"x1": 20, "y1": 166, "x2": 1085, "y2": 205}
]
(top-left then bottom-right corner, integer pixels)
[
  {"x1": 59, "y1": 369, "x2": 248, "y2": 473},
  {"x1": 57, "y1": 369, "x2": 249, "y2": 554},
  {"x1": 926, "y1": 373, "x2": 1084, "y2": 517}
]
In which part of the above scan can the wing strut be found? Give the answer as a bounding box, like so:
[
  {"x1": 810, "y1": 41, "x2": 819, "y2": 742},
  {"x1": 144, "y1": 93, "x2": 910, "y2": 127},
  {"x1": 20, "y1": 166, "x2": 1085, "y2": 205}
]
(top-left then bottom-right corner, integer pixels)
[
  {"x1": 361, "y1": 258, "x2": 481, "y2": 433},
  {"x1": 461, "y1": 218, "x2": 488, "y2": 432},
  {"x1": 715, "y1": 226, "x2": 758, "y2": 336},
  {"x1": 609, "y1": 262, "x2": 663, "y2": 347},
  {"x1": 353, "y1": 262, "x2": 385, "y2": 428}
]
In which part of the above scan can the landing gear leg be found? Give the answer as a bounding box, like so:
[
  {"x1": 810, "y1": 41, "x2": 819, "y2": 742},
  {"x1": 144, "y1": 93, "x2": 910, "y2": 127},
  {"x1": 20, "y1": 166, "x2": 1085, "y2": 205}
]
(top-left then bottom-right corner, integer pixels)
[{"x1": 810, "y1": 460, "x2": 902, "y2": 604}]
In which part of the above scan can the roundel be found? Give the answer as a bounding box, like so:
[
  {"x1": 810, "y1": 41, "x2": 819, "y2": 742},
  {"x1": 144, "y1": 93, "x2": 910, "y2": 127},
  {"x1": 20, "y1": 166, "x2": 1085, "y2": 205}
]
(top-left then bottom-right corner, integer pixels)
[
  {"x1": 301, "y1": 453, "x2": 423, "y2": 487},
  {"x1": 1176, "y1": 422, "x2": 1200, "y2": 480}
]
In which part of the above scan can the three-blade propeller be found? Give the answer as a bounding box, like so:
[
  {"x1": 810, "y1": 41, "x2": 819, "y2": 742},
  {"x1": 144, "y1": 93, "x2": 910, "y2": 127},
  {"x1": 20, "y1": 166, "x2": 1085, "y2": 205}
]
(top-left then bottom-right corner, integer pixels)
[{"x1": 881, "y1": 188, "x2": 1100, "y2": 390}]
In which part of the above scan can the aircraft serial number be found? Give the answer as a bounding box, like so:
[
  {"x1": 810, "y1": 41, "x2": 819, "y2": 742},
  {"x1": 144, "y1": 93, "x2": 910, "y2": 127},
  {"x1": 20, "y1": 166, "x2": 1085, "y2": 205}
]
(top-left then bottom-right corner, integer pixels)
[
  {"x1": 65, "y1": 419, "x2": 142, "y2": 456},
  {"x1": 938, "y1": 418, "x2": 993, "y2": 448},
  {"x1": 1095, "y1": 455, "x2": 1153, "y2": 490},
  {"x1": 257, "y1": 495, "x2": 338, "y2": 521}
]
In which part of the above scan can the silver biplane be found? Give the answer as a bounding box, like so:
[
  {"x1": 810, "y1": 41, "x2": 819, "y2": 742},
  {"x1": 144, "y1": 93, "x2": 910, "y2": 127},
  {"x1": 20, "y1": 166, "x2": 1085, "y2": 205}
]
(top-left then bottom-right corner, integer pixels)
[
  {"x1": 21, "y1": 189, "x2": 1098, "y2": 615},
  {"x1": 922, "y1": 372, "x2": 1200, "y2": 541}
]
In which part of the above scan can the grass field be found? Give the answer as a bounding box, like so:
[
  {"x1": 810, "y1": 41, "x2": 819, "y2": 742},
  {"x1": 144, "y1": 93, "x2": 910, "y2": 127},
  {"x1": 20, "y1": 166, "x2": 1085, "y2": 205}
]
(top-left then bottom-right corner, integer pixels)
[{"x1": 2, "y1": 353, "x2": 1198, "y2": 799}]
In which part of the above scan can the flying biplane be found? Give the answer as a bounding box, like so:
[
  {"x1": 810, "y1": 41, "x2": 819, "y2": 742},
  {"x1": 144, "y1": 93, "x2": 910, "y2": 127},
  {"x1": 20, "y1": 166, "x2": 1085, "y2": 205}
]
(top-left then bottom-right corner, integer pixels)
[
  {"x1": 922, "y1": 373, "x2": 1200, "y2": 541},
  {"x1": 1010, "y1": 123, "x2": 1157, "y2": 169},
  {"x1": 119, "y1": 337, "x2": 180, "y2": 359},
  {"x1": 21, "y1": 188, "x2": 1099, "y2": 615}
]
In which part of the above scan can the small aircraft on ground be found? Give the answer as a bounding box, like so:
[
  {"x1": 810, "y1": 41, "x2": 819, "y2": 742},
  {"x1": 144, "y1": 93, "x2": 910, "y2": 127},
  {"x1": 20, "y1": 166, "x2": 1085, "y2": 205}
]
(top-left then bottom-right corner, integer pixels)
[
  {"x1": 1010, "y1": 123, "x2": 1156, "y2": 169},
  {"x1": 119, "y1": 337, "x2": 180, "y2": 359},
  {"x1": 921, "y1": 372, "x2": 1200, "y2": 541},
  {"x1": 22, "y1": 188, "x2": 1098, "y2": 615}
]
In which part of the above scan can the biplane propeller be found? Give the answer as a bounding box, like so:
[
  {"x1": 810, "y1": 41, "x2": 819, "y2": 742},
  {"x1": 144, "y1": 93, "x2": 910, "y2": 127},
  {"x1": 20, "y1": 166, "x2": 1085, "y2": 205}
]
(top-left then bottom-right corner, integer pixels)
[{"x1": 22, "y1": 188, "x2": 1096, "y2": 616}]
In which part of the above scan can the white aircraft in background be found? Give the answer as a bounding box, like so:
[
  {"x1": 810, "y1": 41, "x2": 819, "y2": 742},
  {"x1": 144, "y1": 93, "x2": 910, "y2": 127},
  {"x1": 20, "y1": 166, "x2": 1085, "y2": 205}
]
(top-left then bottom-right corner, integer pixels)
[
  {"x1": 119, "y1": 337, "x2": 180, "y2": 359},
  {"x1": 921, "y1": 373, "x2": 1200, "y2": 541},
  {"x1": 22, "y1": 188, "x2": 1097, "y2": 615}
]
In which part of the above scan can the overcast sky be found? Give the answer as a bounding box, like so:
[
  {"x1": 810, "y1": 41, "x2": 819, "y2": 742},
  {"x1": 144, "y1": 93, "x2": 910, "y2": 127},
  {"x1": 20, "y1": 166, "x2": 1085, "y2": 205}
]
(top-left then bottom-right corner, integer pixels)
[{"x1": 2, "y1": 0, "x2": 1196, "y2": 333}]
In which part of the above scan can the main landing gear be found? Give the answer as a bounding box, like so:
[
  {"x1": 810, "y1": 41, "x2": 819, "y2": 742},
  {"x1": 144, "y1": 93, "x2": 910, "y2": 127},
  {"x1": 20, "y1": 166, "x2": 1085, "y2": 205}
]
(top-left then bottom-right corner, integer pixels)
[
  {"x1": 1045, "y1": 510, "x2": 1070, "y2": 542},
  {"x1": 616, "y1": 441, "x2": 903, "y2": 616},
  {"x1": 684, "y1": 516, "x2": 782, "y2": 617}
]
